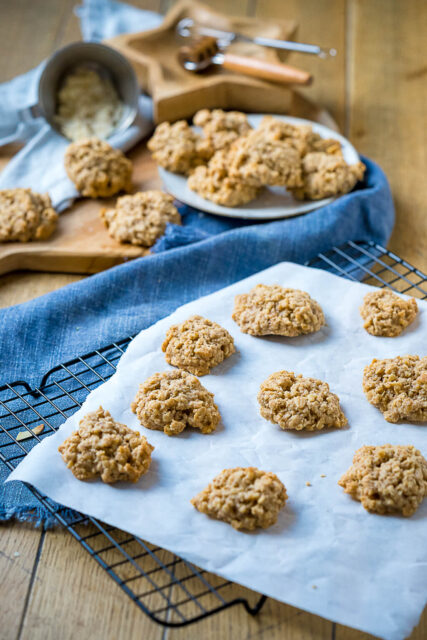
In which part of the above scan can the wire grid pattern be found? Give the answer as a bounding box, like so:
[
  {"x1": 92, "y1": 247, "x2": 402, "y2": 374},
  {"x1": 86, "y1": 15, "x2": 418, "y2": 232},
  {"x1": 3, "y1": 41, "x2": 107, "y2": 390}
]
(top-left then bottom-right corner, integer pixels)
[{"x1": 0, "y1": 241, "x2": 426, "y2": 627}]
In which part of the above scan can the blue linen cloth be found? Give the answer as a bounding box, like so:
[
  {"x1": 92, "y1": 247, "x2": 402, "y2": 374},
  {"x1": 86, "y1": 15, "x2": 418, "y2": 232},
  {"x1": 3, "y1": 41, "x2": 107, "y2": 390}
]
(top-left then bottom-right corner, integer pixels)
[{"x1": 0, "y1": 0, "x2": 394, "y2": 524}]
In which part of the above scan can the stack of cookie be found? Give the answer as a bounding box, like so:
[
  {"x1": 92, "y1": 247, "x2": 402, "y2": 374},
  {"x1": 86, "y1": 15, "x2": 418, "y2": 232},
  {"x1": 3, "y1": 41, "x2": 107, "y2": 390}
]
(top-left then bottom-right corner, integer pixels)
[{"x1": 147, "y1": 109, "x2": 366, "y2": 207}]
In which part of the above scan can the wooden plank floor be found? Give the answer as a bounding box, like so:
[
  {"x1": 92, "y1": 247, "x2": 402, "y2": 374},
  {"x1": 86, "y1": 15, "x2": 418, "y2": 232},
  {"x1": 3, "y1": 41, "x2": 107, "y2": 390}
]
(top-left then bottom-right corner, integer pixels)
[{"x1": 1, "y1": 1, "x2": 426, "y2": 639}]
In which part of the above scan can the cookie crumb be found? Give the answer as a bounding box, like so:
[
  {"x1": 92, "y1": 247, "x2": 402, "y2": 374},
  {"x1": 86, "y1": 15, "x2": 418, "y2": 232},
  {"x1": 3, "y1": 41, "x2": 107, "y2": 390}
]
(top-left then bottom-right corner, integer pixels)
[
  {"x1": 320, "y1": 474, "x2": 326, "y2": 478},
  {"x1": 306, "y1": 481, "x2": 312, "y2": 487}
]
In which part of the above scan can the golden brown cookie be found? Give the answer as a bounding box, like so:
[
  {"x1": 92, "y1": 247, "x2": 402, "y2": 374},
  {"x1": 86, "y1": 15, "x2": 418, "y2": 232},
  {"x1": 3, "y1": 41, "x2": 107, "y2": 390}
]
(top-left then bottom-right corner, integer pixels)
[
  {"x1": 232, "y1": 284, "x2": 325, "y2": 336},
  {"x1": 289, "y1": 151, "x2": 365, "y2": 200},
  {"x1": 64, "y1": 138, "x2": 132, "y2": 197},
  {"x1": 363, "y1": 355, "x2": 427, "y2": 423},
  {"x1": 258, "y1": 370, "x2": 347, "y2": 431},
  {"x1": 58, "y1": 406, "x2": 153, "y2": 483},
  {"x1": 147, "y1": 120, "x2": 213, "y2": 175},
  {"x1": 0, "y1": 188, "x2": 57, "y2": 242},
  {"x1": 193, "y1": 109, "x2": 252, "y2": 151},
  {"x1": 131, "y1": 370, "x2": 220, "y2": 436},
  {"x1": 338, "y1": 444, "x2": 427, "y2": 516},
  {"x1": 360, "y1": 289, "x2": 418, "y2": 337},
  {"x1": 162, "y1": 315, "x2": 235, "y2": 376},
  {"x1": 100, "y1": 191, "x2": 181, "y2": 247},
  {"x1": 187, "y1": 149, "x2": 260, "y2": 207},
  {"x1": 258, "y1": 116, "x2": 342, "y2": 157},
  {"x1": 191, "y1": 467, "x2": 287, "y2": 530},
  {"x1": 229, "y1": 129, "x2": 303, "y2": 188}
]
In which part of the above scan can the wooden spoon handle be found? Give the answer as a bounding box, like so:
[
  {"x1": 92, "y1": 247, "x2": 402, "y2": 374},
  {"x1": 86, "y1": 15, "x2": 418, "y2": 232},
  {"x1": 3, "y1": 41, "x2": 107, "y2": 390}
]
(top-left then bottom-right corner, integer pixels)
[{"x1": 220, "y1": 53, "x2": 312, "y2": 86}]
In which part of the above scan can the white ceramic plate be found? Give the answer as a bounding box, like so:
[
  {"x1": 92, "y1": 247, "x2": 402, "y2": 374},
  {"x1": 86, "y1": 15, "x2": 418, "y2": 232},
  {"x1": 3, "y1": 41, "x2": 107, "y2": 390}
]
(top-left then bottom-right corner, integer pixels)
[{"x1": 158, "y1": 114, "x2": 361, "y2": 220}]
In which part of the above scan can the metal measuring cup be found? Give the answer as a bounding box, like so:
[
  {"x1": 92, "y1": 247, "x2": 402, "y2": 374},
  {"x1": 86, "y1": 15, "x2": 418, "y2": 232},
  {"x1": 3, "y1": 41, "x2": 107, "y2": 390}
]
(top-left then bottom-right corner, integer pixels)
[{"x1": 33, "y1": 42, "x2": 140, "y2": 141}]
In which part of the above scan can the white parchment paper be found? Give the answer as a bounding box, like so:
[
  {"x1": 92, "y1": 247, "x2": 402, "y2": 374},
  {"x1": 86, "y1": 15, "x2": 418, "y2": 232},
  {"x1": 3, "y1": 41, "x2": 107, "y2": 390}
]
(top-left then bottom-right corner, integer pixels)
[{"x1": 8, "y1": 263, "x2": 427, "y2": 640}]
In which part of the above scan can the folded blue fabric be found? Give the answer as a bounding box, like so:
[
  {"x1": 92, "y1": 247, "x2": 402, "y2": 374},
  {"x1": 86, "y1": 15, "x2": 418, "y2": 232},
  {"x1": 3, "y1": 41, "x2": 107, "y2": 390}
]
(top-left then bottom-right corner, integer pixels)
[{"x1": 0, "y1": 156, "x2": 394, "y2": 525}]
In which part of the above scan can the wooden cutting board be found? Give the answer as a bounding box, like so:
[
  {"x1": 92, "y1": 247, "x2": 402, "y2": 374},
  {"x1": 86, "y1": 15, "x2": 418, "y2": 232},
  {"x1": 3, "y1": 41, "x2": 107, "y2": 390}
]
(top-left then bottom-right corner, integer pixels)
[{"x1": 0, "y1": 96, "x2": 338, "y2": 277}]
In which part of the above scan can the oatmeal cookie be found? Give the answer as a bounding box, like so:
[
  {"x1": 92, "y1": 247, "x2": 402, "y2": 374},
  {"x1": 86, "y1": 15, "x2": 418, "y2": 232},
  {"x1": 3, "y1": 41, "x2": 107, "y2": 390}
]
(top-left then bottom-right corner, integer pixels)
[
  {"x1": 58, "y1": 406, "x2": 153, "y2": 483},
  {"x1": 232, "y1": 284, "x2": 325, "y2": 336},
  {"x1": 100, "y1": 191, "x2": 181, "y2": 247},
  {"x1": 64, "y1": 138, "x2": 132, "y2": 197},
  {"x1": 338, "y1": 444, "x2": 427, "y2": 516},
  {"x1": 258, "y1": 370, "x2": 347, "y2": 431},
  {"x1": 162, "y1": 315, "x2": 235, "y2": 376},
  {"x1": 360, "y1": 289, "x2": 418, "y2": 337},
  {"x1": 289, "y1": 151, "x2": 365, "y2": 200},
  {"x1": 363, "y1": 355, "x2": 427, "y2": 423},
  {"x1": 193, "y1": 109, "x2": 252, "y2": 151},
  {"x1": 147, "y1": 120, "x2": 213, "y2": 175},
  {"x1": 191, "y1": 467, "x2": 287, "y2": 531},
  {"x1": 229, "y1": 129, "x2": 303, "y2": 188},
  {"x1": 258, "y1": 116, "x2": 342, "y2": 157},
  {"x1": 0, "y1": 188, "x2": 57, "y2": 242},
  {"x1": 131, "y1": 370, "x2": 220, "y2": 436},
  {"x1": 187, "y1": 150, "x2": 260, "y2": 207}
]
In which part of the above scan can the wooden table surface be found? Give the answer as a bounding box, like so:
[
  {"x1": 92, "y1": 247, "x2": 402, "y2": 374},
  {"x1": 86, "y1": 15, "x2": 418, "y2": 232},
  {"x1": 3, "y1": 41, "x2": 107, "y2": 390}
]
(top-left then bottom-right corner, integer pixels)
[{"x1": 1, "y1": 1, "x2": 426, "y2": 639}]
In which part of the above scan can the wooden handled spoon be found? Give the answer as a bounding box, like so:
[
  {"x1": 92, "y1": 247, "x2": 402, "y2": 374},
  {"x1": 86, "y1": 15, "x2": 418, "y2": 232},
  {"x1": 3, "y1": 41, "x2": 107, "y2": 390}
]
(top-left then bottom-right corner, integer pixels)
[{"x1": 178, "y1": 36, "x2": 313, "y2": 86}]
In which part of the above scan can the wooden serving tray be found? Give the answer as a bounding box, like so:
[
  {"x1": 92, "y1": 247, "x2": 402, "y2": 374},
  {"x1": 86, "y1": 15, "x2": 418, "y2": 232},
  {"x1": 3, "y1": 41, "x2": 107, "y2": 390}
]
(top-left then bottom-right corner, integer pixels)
[{"x1": 106, "y1": 0, "x2": 303, "y2": 123}]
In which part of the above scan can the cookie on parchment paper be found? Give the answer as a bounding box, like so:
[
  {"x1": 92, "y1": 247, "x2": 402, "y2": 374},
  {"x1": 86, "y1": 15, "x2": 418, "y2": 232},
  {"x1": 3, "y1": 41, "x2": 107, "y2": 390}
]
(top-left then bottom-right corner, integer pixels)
[
  {"x1": 131, "y1": 370, "x2": 220, "y2": 436},
  {"x1": 258, "y1": 370, "x2": 347, "y2": 431},
  {"x1": 58, "y1": 406, "x2": 153, "y2": 483},
  {"x1": 191, "y1": 467, "x2": 288, "y2": 531},
  {"x1": 232, "y1": 284, "x2": 325, "y2": 337},
  {"x1": 339, "y1": 444, "x2": 427, "y2": 516},
  {"x1": 162, "y1": 315, "x2": 235, "y2": 376},
  {"x1": 360, "y1": 289, "x2": 418, "y2": 337}
]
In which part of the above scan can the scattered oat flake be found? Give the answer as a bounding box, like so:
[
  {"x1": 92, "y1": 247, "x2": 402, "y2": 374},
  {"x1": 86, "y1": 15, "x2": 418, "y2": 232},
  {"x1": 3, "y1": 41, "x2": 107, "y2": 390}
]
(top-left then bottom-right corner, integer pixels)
[
  {"x1": 320, "y1": 474, "x2": 326, "y2": 478},
  {"x1": 306, "y1": 481, "x2": 312, "y2": 486},
  {"x1": 312, "y1": 585, "x2": 317, "y2": 589},
  {"x1": 16, "y1": 424, "x2": 44, "y2": 441},
  {"x1": 13, "y1": 551, "x2": 20, "y2": 558}
]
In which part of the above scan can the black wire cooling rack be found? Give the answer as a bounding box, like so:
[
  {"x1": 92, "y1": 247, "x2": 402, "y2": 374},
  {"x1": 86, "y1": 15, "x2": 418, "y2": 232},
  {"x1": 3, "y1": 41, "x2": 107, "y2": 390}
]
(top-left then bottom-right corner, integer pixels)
[{"x1": 1, "y1": 240, "x2": 426, "y2": 628}]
